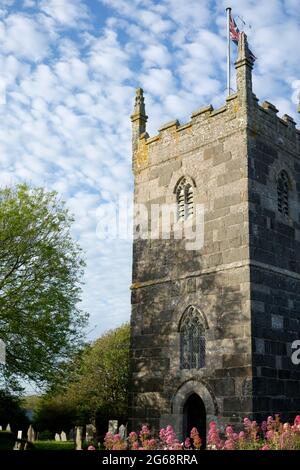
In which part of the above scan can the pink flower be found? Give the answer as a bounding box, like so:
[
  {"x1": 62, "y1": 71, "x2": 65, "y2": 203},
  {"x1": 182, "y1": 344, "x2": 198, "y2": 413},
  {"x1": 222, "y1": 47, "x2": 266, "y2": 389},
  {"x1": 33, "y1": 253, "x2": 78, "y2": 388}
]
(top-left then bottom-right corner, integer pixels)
[
  {"x1": 184, "y1": 437, "x2": 191, "y2": 449},
  {"x1": 224, "y1": 439, "x2": 235, "y2": 450},
  {"x1": 261, "y1": 445, "x2": 270, "y2": 450},
  {"x1": 143, "y1": 438, "x2": 157, "y2": 450},
  {"x1": 261, "y1": 421, "x2": 267, "y2": 433},
  {"x1": 139, "y1": 425, "x2": 150, "y2": 443},
  {"x1": 208, "y1": 421, "x2": 222, "y2": 450},
  {"x1": 129, "y1": 431, "x2": 138, "y2": 441},
  {"x1": 267, "y1": 416, "x2": 274, "y2": 425},
  {"x1": 243, "y1": 417, "x2": 252, "y2": 433},
  {"x1": 294, "y1": 415, "x2": 300, "y2": 428},
  {"x1": 104, "y1": 432, "x2": 115, "y2": 450},
  {"x1": 226, "y1": 425, "x2": 234, "y2": 436},
  {"x1": 190, "y1": 427, "x2": 202, "y2": 450}
]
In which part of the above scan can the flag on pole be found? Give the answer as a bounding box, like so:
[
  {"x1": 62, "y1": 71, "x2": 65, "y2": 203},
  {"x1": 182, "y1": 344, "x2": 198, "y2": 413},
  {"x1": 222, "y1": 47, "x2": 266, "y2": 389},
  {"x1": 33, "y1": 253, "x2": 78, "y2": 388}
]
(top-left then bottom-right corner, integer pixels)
[{"x1": 229, "y1": 12, "x2": 256, "y2": 63}]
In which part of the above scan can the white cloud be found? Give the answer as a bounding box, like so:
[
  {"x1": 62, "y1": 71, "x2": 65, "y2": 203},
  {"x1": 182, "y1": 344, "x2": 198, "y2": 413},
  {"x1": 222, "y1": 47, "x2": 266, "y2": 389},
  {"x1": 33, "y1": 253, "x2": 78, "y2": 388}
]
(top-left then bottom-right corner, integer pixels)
[
  {"x1": 40, "y1": 0, "x2": 90, "y2": 27},
  {"x1": 140, "y1": 68, "x2": 176, "y2": 96},
  {"x1": 138, "y1": 9, "x2": 173, "y2": 35},
  {"x1": 88, "y1": 29, "x2": 132, "y2": 82},
  {"x1": 141, "y1": 43, "x2": 171, "y2": 68},
  {"x1": 0, "y1": 0, "x2": 299, "y2": 345},
  {"x1": 0, "y1": 13, "x2": 50, "y2": 61}
]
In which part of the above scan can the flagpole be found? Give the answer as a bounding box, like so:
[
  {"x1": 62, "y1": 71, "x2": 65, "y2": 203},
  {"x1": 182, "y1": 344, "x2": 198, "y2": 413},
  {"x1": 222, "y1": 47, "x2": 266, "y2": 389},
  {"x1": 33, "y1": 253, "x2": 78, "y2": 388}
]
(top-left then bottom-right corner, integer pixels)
[{"x1": 226, "y1": 6, "x2": 231, "y2": 96}]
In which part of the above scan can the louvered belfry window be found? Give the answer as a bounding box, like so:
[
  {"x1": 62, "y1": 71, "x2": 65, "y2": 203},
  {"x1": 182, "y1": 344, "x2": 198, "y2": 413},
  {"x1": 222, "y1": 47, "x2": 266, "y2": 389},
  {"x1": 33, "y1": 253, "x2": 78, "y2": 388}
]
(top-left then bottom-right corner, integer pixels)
[
  {"x1": 277, "y1": 170, "x2": 289, "y2": 216},
  {"x1": 180, "y1": 306, "x2": 206, "y2": 370},
  {"x1": 176, "y1": 178, "x2": 194, "y2": 221}
]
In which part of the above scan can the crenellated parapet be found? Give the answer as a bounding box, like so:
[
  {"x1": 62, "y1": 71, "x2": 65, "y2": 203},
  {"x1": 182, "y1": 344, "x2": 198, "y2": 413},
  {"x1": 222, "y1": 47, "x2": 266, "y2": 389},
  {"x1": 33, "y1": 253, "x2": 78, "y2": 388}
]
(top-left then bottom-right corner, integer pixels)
[
  {"x1": 131, "y1": 34, "x2": 299, "y2": 174},
  {"x1": 254, "y1": 100, "x2": 300, "y2": 156},
  {"x1": 131, "y1": 94, "x2": 299, "y2": 174}
]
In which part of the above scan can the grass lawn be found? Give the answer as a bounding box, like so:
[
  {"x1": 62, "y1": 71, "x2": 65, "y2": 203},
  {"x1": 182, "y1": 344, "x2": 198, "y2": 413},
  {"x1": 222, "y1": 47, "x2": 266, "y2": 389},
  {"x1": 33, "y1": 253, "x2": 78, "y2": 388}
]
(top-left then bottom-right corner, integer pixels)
[{"x1": 34, "y1": 440, "x2": 75, "y2": 451}]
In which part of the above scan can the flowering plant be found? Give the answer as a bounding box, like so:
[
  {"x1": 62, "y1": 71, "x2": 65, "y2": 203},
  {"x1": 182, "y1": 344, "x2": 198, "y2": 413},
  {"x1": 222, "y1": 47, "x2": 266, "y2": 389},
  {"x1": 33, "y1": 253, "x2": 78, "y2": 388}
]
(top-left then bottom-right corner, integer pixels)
[
  {"x1": 103, "y1": 415, "x2": 300, "y2": 451},
  {"x1": 104, "y1": 424, "x2": 202, "y2": 450}
]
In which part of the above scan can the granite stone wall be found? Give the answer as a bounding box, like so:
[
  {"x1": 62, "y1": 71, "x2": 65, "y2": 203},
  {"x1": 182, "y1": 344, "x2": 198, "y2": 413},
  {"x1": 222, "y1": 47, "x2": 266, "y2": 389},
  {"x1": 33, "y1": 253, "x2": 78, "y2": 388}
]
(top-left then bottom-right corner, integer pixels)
[
  {"x1": 129, "y1": 33, "x2": 300, "y2": 435},
  {"x1": 248, "y1": 100, "x2": 300, "y2": 422}
]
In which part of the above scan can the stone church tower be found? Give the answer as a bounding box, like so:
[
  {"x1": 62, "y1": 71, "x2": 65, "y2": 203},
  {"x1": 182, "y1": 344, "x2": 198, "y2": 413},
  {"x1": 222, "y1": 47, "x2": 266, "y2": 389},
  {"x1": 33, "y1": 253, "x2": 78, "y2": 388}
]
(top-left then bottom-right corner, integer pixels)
[{"x1": 129, "y1": 33, "x2": 300, "y2": 440}]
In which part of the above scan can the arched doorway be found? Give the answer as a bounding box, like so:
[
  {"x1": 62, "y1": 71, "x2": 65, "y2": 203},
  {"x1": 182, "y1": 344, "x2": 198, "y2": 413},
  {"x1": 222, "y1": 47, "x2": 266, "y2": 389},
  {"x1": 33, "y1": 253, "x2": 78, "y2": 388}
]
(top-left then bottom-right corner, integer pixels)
[{"x1": 183, "y1": 393, "x2": 206, "y2": 449}]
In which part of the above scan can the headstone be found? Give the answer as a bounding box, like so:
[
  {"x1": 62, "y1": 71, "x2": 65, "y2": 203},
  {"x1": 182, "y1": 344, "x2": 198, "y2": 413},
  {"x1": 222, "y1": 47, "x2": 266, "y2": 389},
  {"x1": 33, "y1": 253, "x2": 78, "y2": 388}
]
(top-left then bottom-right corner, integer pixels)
[
  {"x1": 0, "y1": 426, "x2": 2, "y2": 431},
  {"x1": 69, "y1": 428, "x2": 75, "y2": 441},
  {"x1": 75, "y1": 426, "x2": 83, "y2": 450},
  {"x1": 55, "y1": 433, "x2": 61, "y2": 441},
  {"x1": 119, "y1": 424, "x2": 126, "y2": 440},
  {"x1": 17, "y1": 430, "x2": 22, "y2": 439},
  {"x1": 27, "y1": 425, "x2": 35, "y2": 442},
  {"x1": 85, "y1": 423, "x2": 96, "y2": 441},
  {"x1": 13, "y1": 441, "x2": 22, "y2": 450},
  {"x1": 6, "y1": 423, "x2": 11, "y2": 432},
  {"x1": 60, "y1": 431, "x2": 67, "y2": 442},
  {"x1": 108, "y1": 420, "x2": 118, "y2": 435}
]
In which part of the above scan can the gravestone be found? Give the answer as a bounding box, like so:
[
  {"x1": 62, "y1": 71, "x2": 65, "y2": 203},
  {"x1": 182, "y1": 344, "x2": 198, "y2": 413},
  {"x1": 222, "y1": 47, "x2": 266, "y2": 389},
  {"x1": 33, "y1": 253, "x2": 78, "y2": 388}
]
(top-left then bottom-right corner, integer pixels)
[
  {"x1": 108, "y1": 420, "x2": 118, "y2": 435},
  {"x1": 55, "y1": 433, "x2": 61, "y2": 441},
  {"x1": 69, "y1": 428, "x2": 75, "y2": 441},
  {"x1": 17, "y1": 430, "x2": 22, "y2": 439},
  {"x1": 27, "y1": 425, "x2": 35, "y2": 442},
  {"x1": 6, "y1": 423, "x2": 11, "y2": 432},
  {"x1": 119, "y1": 424, "x2": 126, "y2": 440},
  {"x1": 60, "y1": 431, "x2": 67, "y2": 442},
  {"x1": 75, "y1": 426, "x2": 83, "y2": 450},
  {"x1": 0, "y1": 426, "x2": 2, "y2": 431},
  {"x1": 85, "y1": 424, "x2": 96, "y2": 442}
]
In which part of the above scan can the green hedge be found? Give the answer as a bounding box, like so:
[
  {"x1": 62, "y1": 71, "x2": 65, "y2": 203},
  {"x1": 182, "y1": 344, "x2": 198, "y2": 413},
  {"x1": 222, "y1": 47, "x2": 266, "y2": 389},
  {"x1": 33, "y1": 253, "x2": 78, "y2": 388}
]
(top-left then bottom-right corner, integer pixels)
[
  {"x1": 0, "y1": 431, "x2": 16, "y2": 450},
  {"x1": 33, "y1": 440, "x2": 75, "y2": 451}
]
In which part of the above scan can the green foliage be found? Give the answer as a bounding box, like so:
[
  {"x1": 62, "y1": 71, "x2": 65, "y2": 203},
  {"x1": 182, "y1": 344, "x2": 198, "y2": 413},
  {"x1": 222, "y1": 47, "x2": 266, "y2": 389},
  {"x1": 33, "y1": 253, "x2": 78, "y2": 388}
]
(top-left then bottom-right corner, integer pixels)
[
  {"x1": 34, "y1": 324, "x2": 130, "y2": 432},
  {"x1": 0, "y1": 184, "x2": 88, "y2": 390},
  {"x1": 37, "y1": 430, "x2": 53, "y2": 441},
  {"x1": 65, "y1": 323, "x2": 130, "y2": 421},
  {"x1": 34, "y1": 394, "x2": 78, "y2": 433},
  {"x1": 33, "y1": 440, "x2": 75, "y2": 451},
  {"x1": 0, "y1": 390, "x2": 29, "y2": 431},
  {"x1": 0, "y1": 431, "x2": 16, "y2": 450}
]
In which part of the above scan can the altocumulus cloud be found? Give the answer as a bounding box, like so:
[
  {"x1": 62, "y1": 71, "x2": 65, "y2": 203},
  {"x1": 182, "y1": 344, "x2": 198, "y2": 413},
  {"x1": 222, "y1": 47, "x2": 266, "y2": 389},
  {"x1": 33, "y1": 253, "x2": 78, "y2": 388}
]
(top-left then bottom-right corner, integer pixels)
[{"x1": 0, "y1": 0, "x2": 299, "y2": 340}]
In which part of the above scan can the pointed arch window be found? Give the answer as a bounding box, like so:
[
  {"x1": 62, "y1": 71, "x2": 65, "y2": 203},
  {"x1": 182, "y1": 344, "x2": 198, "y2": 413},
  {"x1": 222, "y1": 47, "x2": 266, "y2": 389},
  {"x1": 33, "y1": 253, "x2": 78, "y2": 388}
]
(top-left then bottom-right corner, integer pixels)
[
  {"x1": 180, "y1": 306, "x2": 206, "y2": 370},
  {"x1": 277, "y1": 170, "x2": 289, "y2": 216},
  {"x1": 176, "y1": 178, "x2": 194, "y2": 221}
]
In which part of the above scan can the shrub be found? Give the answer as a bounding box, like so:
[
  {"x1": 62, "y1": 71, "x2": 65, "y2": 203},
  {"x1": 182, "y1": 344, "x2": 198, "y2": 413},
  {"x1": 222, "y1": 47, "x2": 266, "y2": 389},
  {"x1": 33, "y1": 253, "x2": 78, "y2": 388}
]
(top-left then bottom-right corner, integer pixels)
[
  {"x1": 104, "y1": 425, "x2": 202, "y2": 450},
  {"x1": 103, "y1": 415, "x2": 300, "y2": 451},
  {"x1": 33, "y1": 440, "x2": 75, "y2": 451},
  {"x1": 0, "y1": 431, "x2": 15, "y2": 451}
]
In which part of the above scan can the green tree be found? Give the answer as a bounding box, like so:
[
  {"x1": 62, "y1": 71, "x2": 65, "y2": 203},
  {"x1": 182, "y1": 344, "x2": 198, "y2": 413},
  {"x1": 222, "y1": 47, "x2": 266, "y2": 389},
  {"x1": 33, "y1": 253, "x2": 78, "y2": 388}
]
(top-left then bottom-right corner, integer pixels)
[
  {"x1": 66, "y1": 323, "x2": 130, "y2": 421},
  {"x1": 33, "y1": 394, "x2": 77, "y2": 435},
  {"x1": 0, "y1": 390, "x2": 29, "y2": 431},
  {"x1": 0, "y1": 184, "x2": 88, "y2": 390},
  {"x1": 34, "y1": 324, "x2": 130, "y2": 433}
]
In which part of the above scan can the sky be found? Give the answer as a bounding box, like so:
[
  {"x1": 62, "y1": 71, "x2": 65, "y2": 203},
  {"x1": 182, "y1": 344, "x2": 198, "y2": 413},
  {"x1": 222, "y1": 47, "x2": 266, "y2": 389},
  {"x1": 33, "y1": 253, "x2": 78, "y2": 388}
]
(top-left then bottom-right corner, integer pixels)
[{"x1": 0, "y1": 0, "x2": 299, "y2": 342}]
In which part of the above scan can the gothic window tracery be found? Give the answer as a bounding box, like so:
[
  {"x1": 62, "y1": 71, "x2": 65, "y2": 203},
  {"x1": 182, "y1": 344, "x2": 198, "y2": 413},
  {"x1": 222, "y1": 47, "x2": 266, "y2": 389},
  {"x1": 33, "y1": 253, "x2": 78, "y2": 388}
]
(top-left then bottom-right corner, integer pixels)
[
  {"x1": 180, "y1": 306, "x2": 206, "y2": 370},
  {"x1": 176, "y1": 178, "x2": 194, "y2": 221}
]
